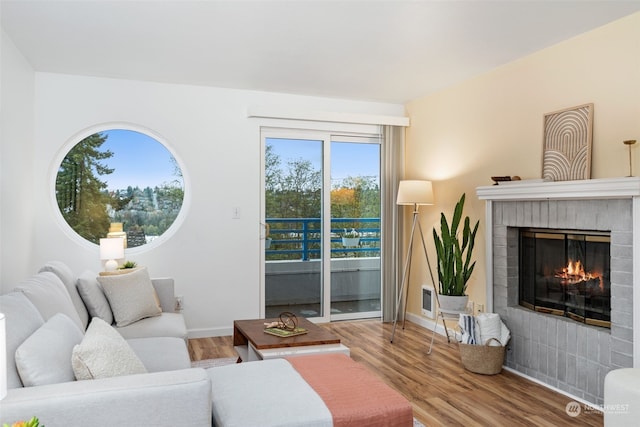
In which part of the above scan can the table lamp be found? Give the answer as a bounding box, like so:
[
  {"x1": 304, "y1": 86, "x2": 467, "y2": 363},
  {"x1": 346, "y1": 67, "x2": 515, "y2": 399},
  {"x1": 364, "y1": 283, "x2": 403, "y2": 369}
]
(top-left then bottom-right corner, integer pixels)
[{"x1": 100, "y1": 237, "x2": 125, "y2": 271}]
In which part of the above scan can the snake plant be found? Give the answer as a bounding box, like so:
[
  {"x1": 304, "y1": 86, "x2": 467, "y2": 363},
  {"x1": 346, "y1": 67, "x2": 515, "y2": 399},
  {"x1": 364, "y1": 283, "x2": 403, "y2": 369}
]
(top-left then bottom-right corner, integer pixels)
[{"x1": 433, "y1": 193, "x2": 479, "y2": 296}]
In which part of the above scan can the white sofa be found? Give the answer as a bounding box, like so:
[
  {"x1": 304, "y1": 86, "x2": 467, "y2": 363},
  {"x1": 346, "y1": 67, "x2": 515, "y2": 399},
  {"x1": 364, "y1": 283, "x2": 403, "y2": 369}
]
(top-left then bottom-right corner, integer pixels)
[
  {"x1": 604, "y1": 368, "x2": 640, "y2": 426},
  {"x1": 1, "y1": 261, "x2": 415, "y2": 427},
  {"x1": 0, "y1": 262, "x2": 211, "y2": 427}
]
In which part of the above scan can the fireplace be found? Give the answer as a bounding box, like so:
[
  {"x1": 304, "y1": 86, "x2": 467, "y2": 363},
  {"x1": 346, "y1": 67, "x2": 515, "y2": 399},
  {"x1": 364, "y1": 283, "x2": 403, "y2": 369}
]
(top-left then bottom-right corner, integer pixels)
[
  {"x1": 519, "y1": 228, "x2": 611, "y2": 328},
  {"x1": 476, "y1": 177, "x2": 640, "y2": 405}
]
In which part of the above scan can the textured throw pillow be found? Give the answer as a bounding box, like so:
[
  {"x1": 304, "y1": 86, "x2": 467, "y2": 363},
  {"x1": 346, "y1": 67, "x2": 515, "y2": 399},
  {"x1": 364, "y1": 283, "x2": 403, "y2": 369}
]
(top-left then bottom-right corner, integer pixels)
[
  {"x1": 97, "y1": 267, "x2": 161, "y2": 327},
  {"x1": 15, "y1": 313, "x2": 84, "y2": 386},
  {"x1": 77, "y1": 270, "x2": 114, "y2": 325},
  {"x1": 72, "y1": 317, "x2": 147, "y2": 380}
]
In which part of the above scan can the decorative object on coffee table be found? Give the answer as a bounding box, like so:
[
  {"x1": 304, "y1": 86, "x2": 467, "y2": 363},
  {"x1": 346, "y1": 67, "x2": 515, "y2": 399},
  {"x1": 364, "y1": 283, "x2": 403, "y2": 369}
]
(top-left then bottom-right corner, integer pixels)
[
  {"x1": 263, "y1": 312, "x2": 308, "y2": 337},
  {"x1": 542, "y1": 103, "x2": 593, "y2": 181}
]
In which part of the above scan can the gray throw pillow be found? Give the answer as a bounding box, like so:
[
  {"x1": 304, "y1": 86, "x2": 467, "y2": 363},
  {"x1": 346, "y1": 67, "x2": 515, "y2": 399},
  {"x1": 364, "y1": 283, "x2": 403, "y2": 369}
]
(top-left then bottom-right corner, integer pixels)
[
  {"x1": 97, "y1": 267, "x2": 161, "y2": 327},
  {"x1": 77, "y1": 270, "x2": 114, "y2": 325},
  {"x1": 14, "y1": 271, "x2": 85, "y2": 332},
  {"x1": 15, "y1": 313, "x2": 84, "y2": 386},
  {"x1": 39, "y1": 260, "x2": 89, "y2": 329},
  {"x1": 72, "y1": 317, "x2": 147, "y2": 380},
  {"x1": 0, "y1": 292, "x2": 45, "y2": 388}
]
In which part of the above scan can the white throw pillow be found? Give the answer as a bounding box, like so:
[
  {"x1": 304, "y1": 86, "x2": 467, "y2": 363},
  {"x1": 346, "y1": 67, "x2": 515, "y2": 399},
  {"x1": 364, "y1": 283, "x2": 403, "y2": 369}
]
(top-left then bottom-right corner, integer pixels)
[
  {"x1": 72, "y1": 317, "x2": 147, "y2": 380},
  {"x1": 77, "y1": 270, "x2": 114, "y2": 325},
  {"x1": 15, "y1": 313, "x2": 84, "y2": 386},
  {"x1": 476, "y1": 312, "x2": 502, "y2": 346},
  {"x1": 97, "y1": 267, "x2": 161, "y2": 327}
]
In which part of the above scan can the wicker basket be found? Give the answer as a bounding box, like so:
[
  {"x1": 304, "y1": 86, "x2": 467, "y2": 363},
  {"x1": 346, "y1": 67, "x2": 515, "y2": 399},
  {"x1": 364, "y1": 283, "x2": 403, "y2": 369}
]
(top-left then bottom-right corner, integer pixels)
[{"x1": 458, "y1": 337, "x2": 506, "y2": 375}]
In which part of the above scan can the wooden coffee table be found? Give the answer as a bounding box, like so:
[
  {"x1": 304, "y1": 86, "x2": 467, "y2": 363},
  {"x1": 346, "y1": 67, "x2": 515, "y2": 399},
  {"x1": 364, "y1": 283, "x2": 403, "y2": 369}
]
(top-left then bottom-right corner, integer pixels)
[{"x1": 233, "y1": 317, "x2": 350, "y2": 362}]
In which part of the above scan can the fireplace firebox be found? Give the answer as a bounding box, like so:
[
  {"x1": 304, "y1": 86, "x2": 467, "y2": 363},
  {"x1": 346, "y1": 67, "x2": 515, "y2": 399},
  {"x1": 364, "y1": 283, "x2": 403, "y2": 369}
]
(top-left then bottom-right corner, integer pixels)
[{"x1": 519, "y1": 228, "x2": 611, "y2": 328}]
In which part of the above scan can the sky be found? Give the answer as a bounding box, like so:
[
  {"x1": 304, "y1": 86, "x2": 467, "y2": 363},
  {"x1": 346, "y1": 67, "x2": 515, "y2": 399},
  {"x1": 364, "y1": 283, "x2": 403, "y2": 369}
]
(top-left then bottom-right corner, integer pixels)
[
  {"x1": 98, "y1": 132, "x2": 377, "y2": 191},
  {"x1": 100, "y1": 129, "x2": 182, "y2": 191},
  {"x1": 267, "y1": 138, "x2": 380, "y2": 186}
]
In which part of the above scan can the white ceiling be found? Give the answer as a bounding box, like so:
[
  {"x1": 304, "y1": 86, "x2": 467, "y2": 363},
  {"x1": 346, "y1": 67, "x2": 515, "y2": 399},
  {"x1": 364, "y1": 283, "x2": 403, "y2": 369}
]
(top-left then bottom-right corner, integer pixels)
[{"x1": 2, "y1": 1, "x2": 640, "y2": 104}]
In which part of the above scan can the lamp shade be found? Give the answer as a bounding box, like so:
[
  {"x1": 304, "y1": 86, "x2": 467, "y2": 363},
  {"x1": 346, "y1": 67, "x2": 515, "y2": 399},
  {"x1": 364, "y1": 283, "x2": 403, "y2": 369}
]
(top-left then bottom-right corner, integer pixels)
[
  {"x1": 100, "y1": 237, "x2": 125, "y2": 260},
  {"x1": 100, "y1": 237, "x2": 124, "y2": 271},
  {"x1": 0, "y1": 312, "x2": 6, "y2": 400},
  {"x1": 396, "y1": 180, "x2": 434, "y2": 206}
]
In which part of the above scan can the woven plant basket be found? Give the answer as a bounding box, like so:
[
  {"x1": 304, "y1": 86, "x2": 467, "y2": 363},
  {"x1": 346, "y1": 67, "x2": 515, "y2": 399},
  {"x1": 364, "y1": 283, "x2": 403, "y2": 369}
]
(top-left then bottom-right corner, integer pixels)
[{"x1": 458, "y1": 337, "x2": 506, "y2": 375}]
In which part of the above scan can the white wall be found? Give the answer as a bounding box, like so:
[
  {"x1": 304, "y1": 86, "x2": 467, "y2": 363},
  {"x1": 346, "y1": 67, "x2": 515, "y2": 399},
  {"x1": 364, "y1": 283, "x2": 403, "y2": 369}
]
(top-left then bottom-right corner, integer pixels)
[
  {"x1": 404, "y1": 12, "x2": 640, "y2": 318},
  {"x1": 20, "y1": 72, "x2": 404, "y2": 336},
  {"x1": 0, "y1": 29, "x2": 35, "y2": 287}
]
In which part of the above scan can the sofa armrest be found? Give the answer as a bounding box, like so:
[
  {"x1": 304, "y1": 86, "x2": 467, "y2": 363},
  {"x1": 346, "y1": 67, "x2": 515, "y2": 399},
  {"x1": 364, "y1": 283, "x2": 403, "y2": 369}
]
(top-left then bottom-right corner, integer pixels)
[
  {"x1": 151, "y1": 277, "x2": 176, "y2": 312},
  {"x1": 0, "y1": 369, "x2": 212, "y2": 427}
]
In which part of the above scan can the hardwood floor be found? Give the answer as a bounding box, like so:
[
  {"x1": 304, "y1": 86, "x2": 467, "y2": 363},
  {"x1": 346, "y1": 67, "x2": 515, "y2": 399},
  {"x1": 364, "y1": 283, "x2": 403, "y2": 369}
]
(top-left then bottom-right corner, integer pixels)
[{"x1": 188, "y1": 319, "x2": 603, "y2": 427}]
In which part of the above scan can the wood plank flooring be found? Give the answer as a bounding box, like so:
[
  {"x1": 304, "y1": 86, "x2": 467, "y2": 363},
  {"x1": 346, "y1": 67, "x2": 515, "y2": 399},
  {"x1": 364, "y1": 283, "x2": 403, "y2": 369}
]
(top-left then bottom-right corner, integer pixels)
[{"x1": 188, "y1": 319, "x2": 603, "y2": 427}]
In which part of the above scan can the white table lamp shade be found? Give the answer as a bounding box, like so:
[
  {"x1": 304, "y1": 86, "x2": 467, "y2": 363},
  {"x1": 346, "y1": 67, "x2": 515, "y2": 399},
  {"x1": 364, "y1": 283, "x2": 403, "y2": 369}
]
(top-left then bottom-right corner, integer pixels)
[
  {"x1": 100, "y1": 237, "x2": 125, "y2": 271},
  {"x1": 397, "y1": 180, "x2": 434, "y2": 206},
  {"x1": 1, "y1": 312, "x2": 6, "y2": 400}
]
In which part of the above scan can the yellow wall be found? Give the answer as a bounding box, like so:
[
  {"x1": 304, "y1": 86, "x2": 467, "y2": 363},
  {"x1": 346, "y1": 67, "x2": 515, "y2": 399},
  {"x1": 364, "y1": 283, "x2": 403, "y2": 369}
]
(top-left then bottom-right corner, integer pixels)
[{"x1": 404, "y1": 12, "x2": 640, "y2": 316}]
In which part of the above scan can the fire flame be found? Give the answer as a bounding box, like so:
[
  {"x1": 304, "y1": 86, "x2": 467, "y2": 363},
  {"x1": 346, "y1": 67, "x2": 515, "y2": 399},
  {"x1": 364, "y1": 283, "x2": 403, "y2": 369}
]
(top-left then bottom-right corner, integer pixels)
[{"x1": 555, "y1": 259, "x2": 603, "y2": 290}]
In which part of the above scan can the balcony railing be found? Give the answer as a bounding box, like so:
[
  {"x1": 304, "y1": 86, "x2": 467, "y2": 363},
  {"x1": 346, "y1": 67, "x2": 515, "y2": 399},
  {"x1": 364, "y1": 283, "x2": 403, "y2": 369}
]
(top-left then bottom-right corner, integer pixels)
[{"x1": 266, "y1": 217, "x2": 380, "y2": 261}]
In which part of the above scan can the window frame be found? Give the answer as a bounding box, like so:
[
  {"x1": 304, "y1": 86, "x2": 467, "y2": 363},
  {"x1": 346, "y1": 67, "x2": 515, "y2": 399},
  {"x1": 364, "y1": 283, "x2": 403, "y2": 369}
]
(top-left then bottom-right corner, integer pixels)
[{"x1": 50, "y1": 122, "x2": 190, "y2": 254}]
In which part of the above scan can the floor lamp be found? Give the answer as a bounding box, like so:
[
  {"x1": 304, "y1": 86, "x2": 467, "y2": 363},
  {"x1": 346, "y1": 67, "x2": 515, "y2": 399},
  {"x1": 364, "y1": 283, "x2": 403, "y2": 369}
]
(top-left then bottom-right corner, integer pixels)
[{"x1": 390, "y1": 180, "x2": 436, "y2": 343}]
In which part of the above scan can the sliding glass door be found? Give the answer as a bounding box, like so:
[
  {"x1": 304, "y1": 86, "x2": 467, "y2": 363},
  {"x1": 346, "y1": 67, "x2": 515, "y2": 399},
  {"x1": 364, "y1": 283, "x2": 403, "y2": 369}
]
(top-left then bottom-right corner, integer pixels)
[
  {"x1": 263, "y1": 136, "x2": 324, "y2": 318},
  {"x1": 329, "y1": 137, "x2": 381, "y2": 320},
  {"x1": 262, "y1": 130, "x2": 381, "y2": 322}
]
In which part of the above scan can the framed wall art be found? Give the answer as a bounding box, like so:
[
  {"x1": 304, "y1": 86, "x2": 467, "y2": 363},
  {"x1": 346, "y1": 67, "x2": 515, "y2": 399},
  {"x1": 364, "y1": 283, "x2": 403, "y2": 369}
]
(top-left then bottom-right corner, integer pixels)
[{"x1": 542, "y1": 103, "x2": 593, "y2": 181}]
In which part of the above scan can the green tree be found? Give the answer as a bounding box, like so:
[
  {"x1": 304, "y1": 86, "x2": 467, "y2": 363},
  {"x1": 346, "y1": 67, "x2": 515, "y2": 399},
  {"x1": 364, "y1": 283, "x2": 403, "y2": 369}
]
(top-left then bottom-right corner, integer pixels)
[
  {"x1": 280, "y1": 158, "x2": 321, "y2": 218},
  {"x1": 264, "y1": 146, "x2": 383, "y2": 260},
  {"x1": 265, "y1": 144, "x2": 283, "y2": 217},
  {"x1": 331, "y1": 176, "x2": 379, "y2": 219},
  {"x1": 56, "y1": 132, "x2": 114, "y2": 243}
]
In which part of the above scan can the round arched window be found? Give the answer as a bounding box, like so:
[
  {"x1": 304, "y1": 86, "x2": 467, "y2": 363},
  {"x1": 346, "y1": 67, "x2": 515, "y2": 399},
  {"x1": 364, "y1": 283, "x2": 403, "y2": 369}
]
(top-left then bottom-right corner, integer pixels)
[{"x1": 55, "y1": 128, "x2": 184, "y2": 248}]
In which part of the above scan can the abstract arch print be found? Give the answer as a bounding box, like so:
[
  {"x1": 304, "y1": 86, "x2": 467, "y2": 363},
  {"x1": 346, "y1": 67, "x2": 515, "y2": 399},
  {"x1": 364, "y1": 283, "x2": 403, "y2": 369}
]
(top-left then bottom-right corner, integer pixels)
[{"x1": 542, "y1": 103, "x2": 593, "y2": 181}]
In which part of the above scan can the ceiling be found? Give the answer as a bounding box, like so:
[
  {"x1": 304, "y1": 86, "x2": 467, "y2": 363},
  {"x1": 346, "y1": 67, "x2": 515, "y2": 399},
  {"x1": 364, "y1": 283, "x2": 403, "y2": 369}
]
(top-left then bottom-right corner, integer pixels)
[{"x1": 2, "y1": 1, "x2": 640, "y2": 104}]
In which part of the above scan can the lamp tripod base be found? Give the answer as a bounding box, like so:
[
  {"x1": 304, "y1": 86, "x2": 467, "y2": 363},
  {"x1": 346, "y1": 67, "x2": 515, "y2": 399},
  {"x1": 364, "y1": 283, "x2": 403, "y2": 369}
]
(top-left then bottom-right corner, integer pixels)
[{"x1": 390, "y1": 207, "x2": 436, "y2": 343}]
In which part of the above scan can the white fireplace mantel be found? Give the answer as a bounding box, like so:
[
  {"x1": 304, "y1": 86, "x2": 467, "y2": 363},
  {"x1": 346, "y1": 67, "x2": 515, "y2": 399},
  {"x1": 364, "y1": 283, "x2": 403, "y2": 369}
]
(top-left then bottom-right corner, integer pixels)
[
  {"x1": 476, "y1": 176, "x2": 640, "y2": 367},
  {"x1": 477, "y1": 176, "x2": 640, "y2": 201}
]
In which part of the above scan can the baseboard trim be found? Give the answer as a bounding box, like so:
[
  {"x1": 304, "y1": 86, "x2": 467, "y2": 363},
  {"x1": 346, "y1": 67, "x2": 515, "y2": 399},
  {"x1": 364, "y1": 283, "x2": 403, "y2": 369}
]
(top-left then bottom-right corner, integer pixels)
[
  {"x1": 188, "y1": 326, "x2": 233, "y2": 339},
  {"x1": 502, "y1": 366, "x2": 601, "y2": 411},
  {"x1": 405, "y1": 312, "x2": 448, "y2": 336}
]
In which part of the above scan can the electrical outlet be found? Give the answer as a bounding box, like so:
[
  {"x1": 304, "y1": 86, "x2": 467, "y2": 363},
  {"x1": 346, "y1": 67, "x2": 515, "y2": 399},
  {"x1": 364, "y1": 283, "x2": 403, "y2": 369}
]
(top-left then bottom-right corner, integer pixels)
[
  {"x1": 175, "y1": 296, "x2": 184, "y2": 312},
  {"x1": 466, "y1": 300, "x2": 475, "y2": 315},
  {"x1": 477, "y1": 303, "x2": 484, "y2": 314}
]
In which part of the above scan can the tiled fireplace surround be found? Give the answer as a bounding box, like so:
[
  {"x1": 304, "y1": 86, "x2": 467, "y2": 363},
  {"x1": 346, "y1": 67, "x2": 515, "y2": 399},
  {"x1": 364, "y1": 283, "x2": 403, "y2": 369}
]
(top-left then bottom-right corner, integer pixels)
[{"x1": 477, "y1": 177, "x2": 640, "y2": 405}]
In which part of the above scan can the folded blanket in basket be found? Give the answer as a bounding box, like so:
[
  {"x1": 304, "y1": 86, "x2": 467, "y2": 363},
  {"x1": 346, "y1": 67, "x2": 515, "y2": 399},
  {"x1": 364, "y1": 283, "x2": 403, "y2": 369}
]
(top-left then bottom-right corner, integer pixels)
[
  {"x1": 459, "y1": 313, "x2": 511, "y2": 347},
  {"x1": 458, "y1": 314, "x2": 478, "y2": 344}
]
